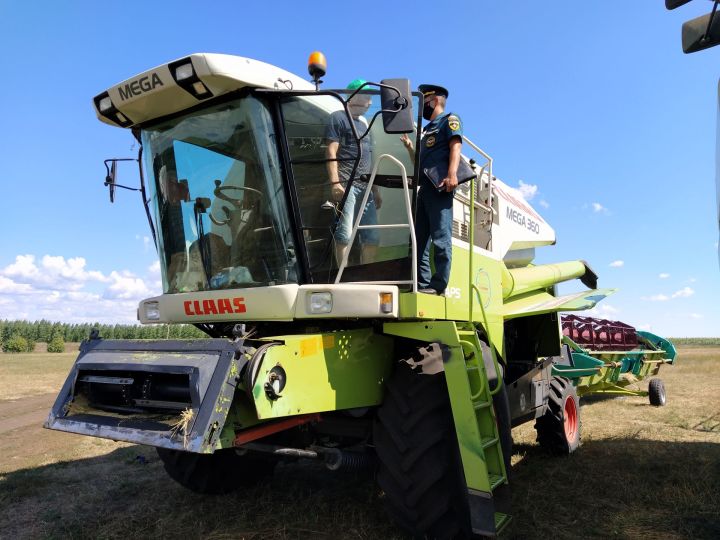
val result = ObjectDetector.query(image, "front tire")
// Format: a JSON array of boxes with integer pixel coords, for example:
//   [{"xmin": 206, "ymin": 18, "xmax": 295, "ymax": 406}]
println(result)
[
  {"xmin": 156, "ymin": 447, "xmax": 276, "ymax": 494},
  {"xmin": 535, "ymin": 376, "xmax": 581, "ymax": 454},
  {"xmin": 373, "ymin": 355, "xmax": 472, "ymax": 539}
]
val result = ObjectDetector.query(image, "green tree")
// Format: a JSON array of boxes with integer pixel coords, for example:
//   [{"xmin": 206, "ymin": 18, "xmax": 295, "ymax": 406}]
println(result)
[
  {"xmin": 3, "ymin": 334, "xmax": 29, "ymax": 353},
  {"xmin": 47, "ymin": 333, "xmax": 66, "ymax": 353}
]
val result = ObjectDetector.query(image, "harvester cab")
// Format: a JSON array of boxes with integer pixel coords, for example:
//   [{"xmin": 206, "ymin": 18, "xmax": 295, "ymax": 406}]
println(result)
[{"xmin": 46, "ymin": 52, "xmax": 677, "ymax": 538}]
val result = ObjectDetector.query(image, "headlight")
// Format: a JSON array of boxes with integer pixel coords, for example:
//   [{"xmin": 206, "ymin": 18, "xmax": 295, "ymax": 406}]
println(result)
[
  {"xmin": 174, "ymin": 63, "xmax": 194, "ymax": 81},
  {"xmin": 308, "ymin": 292, "xmax": 332, "ymax": 314},
  {"xmin": 144, "ymin": 301, "xmax": 160, "ymax": 321},
  {"xmin": 98, "ymin": 96, "xmax": 113, "ymax": 112}
]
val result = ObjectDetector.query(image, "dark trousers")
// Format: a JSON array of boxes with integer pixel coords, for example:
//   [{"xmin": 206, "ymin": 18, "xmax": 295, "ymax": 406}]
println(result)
[{"xmin": 416, "ymin": 181, "xmax": 453, "ymax": 293}]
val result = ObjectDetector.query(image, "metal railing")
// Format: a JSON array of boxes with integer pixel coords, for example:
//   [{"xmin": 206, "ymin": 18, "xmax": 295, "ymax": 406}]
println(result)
[
  {"xmin": 458, "ymin": 136, "xmax": 496, "ymax": 234},
  {"xmin": 334, "ymin": 154, "xmax": 417, "ymax": 291}
]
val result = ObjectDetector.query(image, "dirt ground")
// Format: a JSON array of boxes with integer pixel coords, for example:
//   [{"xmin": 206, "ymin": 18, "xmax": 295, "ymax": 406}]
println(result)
[{"xmin": 0, "ymin": 347, "xmax": 718, "ymax": 539}]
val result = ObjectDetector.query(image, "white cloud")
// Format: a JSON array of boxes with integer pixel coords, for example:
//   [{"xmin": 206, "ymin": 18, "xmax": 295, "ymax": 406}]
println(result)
[
  {"xmin": 658, "ymin": 273, "xmax": 670, "ymax": 279},
  {"xmin": 689, "ymin": 313, "xmax": 703, "ymax": 319},
  {"xmin": 104, "ymin": 271, "xmax": 153, "ymax": 300},
  {"xmin": 637, "ymin": 323, "xmax": 652, "ymax": 331},
  {"xmin": 0, "ymin": 275, "xmax": 33, "ymax": 293},
  {"xmin": 539, "ymin": 199, "xmax": 549, "ymax": 208},
  {"xmin": 149, "ymin": 261, "xmax": 161, "ymax": 274},
  {"xmin": 517, "ymin": 180, "xmax": 538, "ymax": 201},
  {"xmin": 586, "ymin": 303, "xmax": 619, "ymax": 318},
  {"xmin": 591, "ymin": 202, "xmax": 607, "ymax": 213},
  {"xmin": 1, "ymin": 254, "xmax": 108, "ymax": 291},
  {"xmin": 643, "ymin": 294, "xmax": 669, "ymax": 302},
  {"xmin": 609, "ymin": 260, "xmax": 624, "ymax": 268},
  {"xmin": 0, "ymin": 253, "xmax": 162, "ymax": 324},
  {"xmin": 671, "ymin": 287, "xmax": 694, "ymax": 299}
]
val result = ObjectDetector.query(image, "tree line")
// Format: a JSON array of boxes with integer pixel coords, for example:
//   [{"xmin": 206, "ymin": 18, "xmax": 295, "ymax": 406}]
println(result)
[{"xmin": 0, "ymin": 319, "xmax": 205, "ymax": 350}]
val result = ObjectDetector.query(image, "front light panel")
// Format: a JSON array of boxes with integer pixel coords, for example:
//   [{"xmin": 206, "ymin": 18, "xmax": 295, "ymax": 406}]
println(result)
[
  {"xmin": 309, "ymin": 292, "xmax": 332, "ymax": 314},
  {"xmin": 98, "ymin": 96, "xmax": 113, "ymax": 112},
  {"xmin": 144, "ymin": 301, "xmax": 160, "ymax": 321},
  {"xmin": 174, "ymin": 63, "xmax": 194, "ymax": 81}
]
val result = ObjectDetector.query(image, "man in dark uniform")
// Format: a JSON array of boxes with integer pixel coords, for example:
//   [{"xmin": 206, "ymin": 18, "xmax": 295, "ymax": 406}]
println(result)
[{"xmin": 402, "ymin": 84, "xmax": 463, "ymax": 295}]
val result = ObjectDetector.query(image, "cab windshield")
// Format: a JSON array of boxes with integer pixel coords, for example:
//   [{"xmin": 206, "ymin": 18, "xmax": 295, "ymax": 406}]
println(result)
[{"xmin": 141, "ymin": 95, "xmax": 298, "ymax": 293}]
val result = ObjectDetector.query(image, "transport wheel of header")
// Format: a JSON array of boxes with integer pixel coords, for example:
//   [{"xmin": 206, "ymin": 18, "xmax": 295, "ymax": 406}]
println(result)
[
  {"xmin": 535, "ymin": 377, "xmax": 581, "ymax": 455},
  {"xmin": 156, "ymin": 447, "xmax": 277, "ymax": 494},
  {"xmin": 648, "ymin": 378, "xmax": 667, "ymax": 407},
  {"xmin": 373, "ymin": 347, "xmax": 512, "ymax": 539}
]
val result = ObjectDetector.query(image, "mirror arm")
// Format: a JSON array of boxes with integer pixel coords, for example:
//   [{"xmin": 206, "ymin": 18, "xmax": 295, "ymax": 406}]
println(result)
[{"xmin": 703, "ymin": 1, "xmax": 720, "ymax": 42}]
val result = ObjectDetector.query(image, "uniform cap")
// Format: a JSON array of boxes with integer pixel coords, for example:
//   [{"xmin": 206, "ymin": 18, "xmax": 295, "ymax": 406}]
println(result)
[{"xmin": 418, "ymin": 84, "xmax": 449, "ymax": 98}]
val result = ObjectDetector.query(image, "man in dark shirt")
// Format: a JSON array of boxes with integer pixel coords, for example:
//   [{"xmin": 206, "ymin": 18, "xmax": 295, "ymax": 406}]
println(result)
[
  {"xmin": 326, "ymin": 79, "xmax": 382, "ymax": 265},
  {"xmin": 402, "ymin": 84, "xmax": 463, "ymax": 295}
]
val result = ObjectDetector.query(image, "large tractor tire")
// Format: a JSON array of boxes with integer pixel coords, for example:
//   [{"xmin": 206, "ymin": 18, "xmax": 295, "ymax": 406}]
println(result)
[
  {"xmin": 156, "ymin": 447, "xmax": 276, "ymax": 494},
  {"xmin": 373, "ymin": 357, "xmax": 472, "ymax": 539},
  {"xmin": 648, "ymin": 378, "xmax": 667, "ymax": 406},
  {"xmin": 535, "ymin": 376, "xmax": 581, "ymax": 455}
]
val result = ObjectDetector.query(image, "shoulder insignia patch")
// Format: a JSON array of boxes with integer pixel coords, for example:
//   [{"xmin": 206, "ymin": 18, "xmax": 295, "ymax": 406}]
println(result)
[
  {"xmin": 448, "ymin": 115, "xmax": 461, "ymax": 131},
  {"xmin": 425, "ymin": 135, "xmax": 436, "ymax": 148}
]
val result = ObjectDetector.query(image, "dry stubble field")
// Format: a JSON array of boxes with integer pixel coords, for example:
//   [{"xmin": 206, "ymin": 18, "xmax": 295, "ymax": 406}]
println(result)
[{"xmin": 0, "ymin": 347, "xmax": 719, "ymax": 539}]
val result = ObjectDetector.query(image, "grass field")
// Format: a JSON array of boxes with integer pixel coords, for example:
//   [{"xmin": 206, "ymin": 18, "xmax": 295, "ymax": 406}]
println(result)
[{"xmin": 0, "ymin": 347, "xmax": 718, "ymax": 539}]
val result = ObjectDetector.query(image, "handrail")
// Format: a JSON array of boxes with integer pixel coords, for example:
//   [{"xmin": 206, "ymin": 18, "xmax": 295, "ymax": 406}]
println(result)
[
  {"xmin": 457, "ymin": 338, "xmax": 486, "ymax": 400},
  {"xmin": 470, "ymin": 285, "xmax": 504, "ymax": 396},
  {"xmin": 334, "ymin": 154, "xmax": 417, "ymax": 290},
  {"xmin": 462, "ymin": 135, "xmax": 494, "ymax": 226}
]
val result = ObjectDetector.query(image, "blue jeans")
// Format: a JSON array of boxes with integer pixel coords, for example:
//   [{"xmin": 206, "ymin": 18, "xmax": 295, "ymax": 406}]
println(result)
[
  {"xmin": 336, "ymin": 183, "xmax": 379, "ymax": 246},
  {"xmin": 416, "ymin": 181, "xmax": 453, "ymax": 293}
]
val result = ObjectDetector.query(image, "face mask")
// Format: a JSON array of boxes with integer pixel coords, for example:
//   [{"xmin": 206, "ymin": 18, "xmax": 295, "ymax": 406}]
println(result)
[{"xmin": 423, "ymin": 100, "xmax": 435, "ymax": 121}]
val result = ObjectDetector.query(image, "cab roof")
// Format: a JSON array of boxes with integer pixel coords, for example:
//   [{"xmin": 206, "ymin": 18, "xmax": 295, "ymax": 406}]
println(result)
[{"xmin": 93, "ymin": 53, "xmax": 314, "ymax": 128}]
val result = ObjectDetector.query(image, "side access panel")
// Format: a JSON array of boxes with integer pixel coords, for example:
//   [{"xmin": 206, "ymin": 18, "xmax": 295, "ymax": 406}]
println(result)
[{"xmin": 45, "ymin": 338, "xmax": 245, "ymax": 453}]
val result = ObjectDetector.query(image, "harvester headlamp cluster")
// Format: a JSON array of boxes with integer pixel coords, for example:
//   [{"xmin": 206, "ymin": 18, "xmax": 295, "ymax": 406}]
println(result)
[
  {"xmin": 309, "ymin": 292, "xmax": 333, "ymax": 314},
  {"xmin": 93, "ymin": 91, "xmax": 133, "ymax": 127},
  {"xmin": 143, "ymin": 301, "xmax": 160, "ymax": 321},
  {"xmin": 168, "ymin": 57, "xmax": 213, "ymax": 100}
]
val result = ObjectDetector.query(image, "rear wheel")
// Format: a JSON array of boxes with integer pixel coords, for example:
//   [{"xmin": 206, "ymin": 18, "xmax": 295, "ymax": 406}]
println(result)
[
  {"xmin": 373, "ymin": 354, "xmax": 472, "ymax": 539},
  {"xmin": 535, "ymin": 376, "xmax": 581, "ymax": 454},
  {"xmin": 156, "ymin": 447, "xmax": 276, "ymax": 494},
  {"xmin": 648, "ymin": 378, "xmax": 666, "ymax": 406}
]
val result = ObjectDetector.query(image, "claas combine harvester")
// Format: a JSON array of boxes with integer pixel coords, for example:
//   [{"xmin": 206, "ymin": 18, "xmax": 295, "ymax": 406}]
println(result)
[{"xmin": 45, "ymin": 52, "xmax": 676, "ymax": 538}]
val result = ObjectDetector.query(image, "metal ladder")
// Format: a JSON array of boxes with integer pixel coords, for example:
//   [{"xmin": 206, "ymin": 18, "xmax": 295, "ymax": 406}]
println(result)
[
  {"xmin": 445, "ymin": 322, "xmax": 512, "ymax": 536},
  {"xmin": 333, "ymin": 153, "xmax": 417, "ymax": 291}
]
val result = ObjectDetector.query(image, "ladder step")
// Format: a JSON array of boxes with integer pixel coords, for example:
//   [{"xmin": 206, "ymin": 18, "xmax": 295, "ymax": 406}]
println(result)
[
  {"xmin": 473, "ymin": 400, "xmax": 492, "ymax": 410},
  {"xmin": 457, "ymin": 330, "xmax": 476, "ymax": 335},
  {"xmin": 481, "ymin": 436, "xmax": 499, "ymax": 449},
  {"xmin": 489, "ymin": 474, "xmax": 506, "ymax": 491},
  {"xmin": 494, "ymin": 512, "xmax": 512, "ymax": 534}
]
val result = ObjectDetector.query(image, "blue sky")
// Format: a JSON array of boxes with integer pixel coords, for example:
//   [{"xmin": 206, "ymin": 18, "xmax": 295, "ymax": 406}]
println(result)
[{"xmin": 0, "ymin": 1, "xmax": 718, "ymax": 336}]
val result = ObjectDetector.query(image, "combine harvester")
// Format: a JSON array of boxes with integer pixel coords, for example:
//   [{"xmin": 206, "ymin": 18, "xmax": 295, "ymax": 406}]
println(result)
[{"xmin": 46, "ymin": 52, "xmax": 675, "ymax": 538}]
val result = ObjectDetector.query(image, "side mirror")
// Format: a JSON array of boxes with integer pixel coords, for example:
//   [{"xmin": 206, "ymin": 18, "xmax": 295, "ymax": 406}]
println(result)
[
  {"xmin": 682, "ymin": 11, "xmax": 720, "ymax": 53},
  {"xmin": 103, "ymin": 158, "xmax": 140, "ymax": 203},
  {"xmin": 380, "ymin": 78, "xmax": 414, "ymax": 134},
  {"xmin": 106, "ymin": 160, "xmax": 117, "ymax": 203}
]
